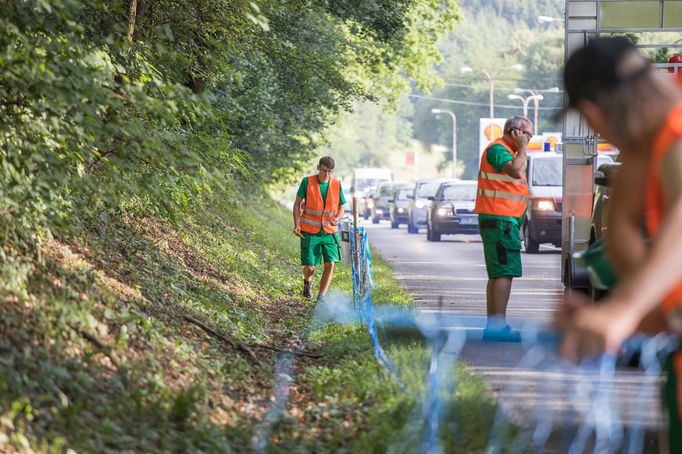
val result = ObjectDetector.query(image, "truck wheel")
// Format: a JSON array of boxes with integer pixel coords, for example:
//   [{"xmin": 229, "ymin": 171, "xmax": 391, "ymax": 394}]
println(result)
[
  {"xmin": 432, "ymin": 227, "xmax": 441, "ymax": 242},
  {"xmin": 372, "ymin": 216, "xmax": 379, "ymax": 224},
  {"xmin": 523, "ymin": 222, "xmax": 539, "ymax": 253},
  {"xmin": 391, "ymin": 219, "xmax": 398, "ymax": 229}
]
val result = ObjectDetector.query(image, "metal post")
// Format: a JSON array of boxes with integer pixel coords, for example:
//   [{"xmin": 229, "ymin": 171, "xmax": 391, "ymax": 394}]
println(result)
[
  {"xmin": 532, "ymin": 93, "xmax": 540, "ymax": 136},
  {"xmin": 488, "ymin": 78, "xmax": 494, "ymax": 118},
  {"xmin": 431, "ymin": 109, "xmax": 457, "ymax": 178},
  {"xmin": 451, "ymin": 113, "xmax": 457, "ymax": 178},
  {"xmin": 352, "ymin": 195, "xmax": 360, "ymax": 274}
]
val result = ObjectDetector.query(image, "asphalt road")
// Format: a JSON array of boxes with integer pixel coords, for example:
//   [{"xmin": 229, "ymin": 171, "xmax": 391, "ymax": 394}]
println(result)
[{"xmin": 363, "ymin": 219, "xmax": 665, "ymax": 449}]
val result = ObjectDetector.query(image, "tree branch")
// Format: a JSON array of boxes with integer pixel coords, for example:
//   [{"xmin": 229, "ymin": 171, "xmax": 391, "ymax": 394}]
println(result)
[
  {"xmin": 183, "ymin": 314, "xmax": 259, "ymax": 363},
  {"xmin": 127, "ymin": 0, "xmax": 138, "ymax": 44}
]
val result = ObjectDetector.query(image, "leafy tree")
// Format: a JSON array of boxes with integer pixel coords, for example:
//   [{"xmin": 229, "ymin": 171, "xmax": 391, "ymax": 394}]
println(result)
[{"xmin": 0, "ymin": 0, "xmax": 460, "ymax": 252}]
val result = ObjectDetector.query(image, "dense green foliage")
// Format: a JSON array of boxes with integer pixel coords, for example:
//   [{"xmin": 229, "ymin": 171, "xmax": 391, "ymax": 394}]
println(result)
[{"xmin": 0, "ymin": 0, "xmax": 458, "ymax": 253}]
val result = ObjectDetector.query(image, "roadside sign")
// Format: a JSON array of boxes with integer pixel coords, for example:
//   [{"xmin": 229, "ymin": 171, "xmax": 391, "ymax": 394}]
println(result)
[{"xmin": 479, "ymin": 118, "xmax": 505, "ymax": 160}]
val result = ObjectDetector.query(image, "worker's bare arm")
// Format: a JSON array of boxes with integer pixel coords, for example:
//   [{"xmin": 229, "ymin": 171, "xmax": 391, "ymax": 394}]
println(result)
[
  {"xmin": 501, "ymin": 130, "xmax": 528, "ymax": 180},
  {"xmin": 293, "ymin": 196, "xmax": 303, "ymax": 232}
]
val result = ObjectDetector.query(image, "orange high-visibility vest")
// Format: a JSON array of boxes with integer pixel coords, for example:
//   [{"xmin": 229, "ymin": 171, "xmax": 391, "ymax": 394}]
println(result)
[
  {"xmin": 474, "ymin": 138, "xmax": 530, "ymax": 218},
  {"xmin": 300, "ymin": 175, "xmax": 340, "ymax": 234},
  {"xmin": 644, "ymin": 102, "xmax": 682, "ymax": 313}
]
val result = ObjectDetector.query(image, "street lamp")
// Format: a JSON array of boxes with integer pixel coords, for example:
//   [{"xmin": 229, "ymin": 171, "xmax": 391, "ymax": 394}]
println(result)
[
  {"xmin": 460, "ymin": 64, "xmax": 524, "ymax": 118},
  {"xmin": 507, "ymin": 93, "xmax": 543, "ymax": 119},
  {"xmin": 514, "ymin": 87, "xmax": 561, "ymax": 135},
  {"xmin": 431, "ymin": 108, "xmax": 457, "ymax": 179}
]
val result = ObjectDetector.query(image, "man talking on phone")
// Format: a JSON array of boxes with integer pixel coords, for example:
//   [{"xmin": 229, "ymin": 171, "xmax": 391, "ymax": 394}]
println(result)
[{"xmin": 475, "ymin": 116, "xmax": 532, "ymax": 341}]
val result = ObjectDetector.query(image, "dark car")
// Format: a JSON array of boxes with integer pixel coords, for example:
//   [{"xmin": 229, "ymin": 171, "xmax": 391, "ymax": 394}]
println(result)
[
  {"xmin": 371, "ymin": 182, "xmax": 411, "ymax": 224},
  {"xmin": 591, "ymin": 162, "xmax": 620, "ymax": 246},
  {"xmin": 426, "ymin": 180, "xmax": 477, "ymax": 241},
  {"xmin": 389, "ymin": 187, "xmax": 414, "ymax": 228},
  {"xmin": 523, "ymin": 152, "xmax": 612, "ymax": 253},
  {"xmin": 587, "ymin": 161, "xmax": 621, "ymax": 301}
]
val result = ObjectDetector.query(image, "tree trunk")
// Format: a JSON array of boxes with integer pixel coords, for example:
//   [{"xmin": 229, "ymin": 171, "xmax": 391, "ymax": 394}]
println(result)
[{"xmin": 127, "ymin": 0, "xmax": 138, "ymax": 43}]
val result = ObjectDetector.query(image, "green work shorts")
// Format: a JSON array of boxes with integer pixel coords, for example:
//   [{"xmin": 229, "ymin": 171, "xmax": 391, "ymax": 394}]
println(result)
[
  {"xmin": 300, "ymin": 232, "xmax": 342, "ymax": 266},
  {"xmin": 479, "ymin": 218, "xmax": 522, "ymax": 279}
]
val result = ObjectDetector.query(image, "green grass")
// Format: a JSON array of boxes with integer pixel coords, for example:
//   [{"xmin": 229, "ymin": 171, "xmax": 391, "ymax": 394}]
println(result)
[{"xmin": 0, "ymin": 187, "xmax": 505, "ymax": 452}]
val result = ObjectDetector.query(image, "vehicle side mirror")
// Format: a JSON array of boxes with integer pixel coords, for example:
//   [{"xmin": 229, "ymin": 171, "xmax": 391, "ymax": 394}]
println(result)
[
  {"xmin": 427, "ymin": 196, "xmax": 435, "ymax": 201},
  {"xmin": 594, "ymin": 171, "xmax": 608, "ymax": 186}
]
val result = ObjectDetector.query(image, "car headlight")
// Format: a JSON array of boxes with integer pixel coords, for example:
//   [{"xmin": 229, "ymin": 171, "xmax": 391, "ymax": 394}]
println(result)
[
  {"xmin": 534, "ymin": 199, "xmax": 555, "ymax": 211},
  {"xmin": 436, "ymin": 207, "xmax": 448, "ymax": 217},
  {"xmin": 397, "ymin": 207, "xmax": 405, "ymax": 213},
  {"xmin": 415, "ymin": 200, "xmax": 425, "ymax": 209},
  {"xmin": 375, "ymin": 209, "xmax": 383, "ymax": 214}
]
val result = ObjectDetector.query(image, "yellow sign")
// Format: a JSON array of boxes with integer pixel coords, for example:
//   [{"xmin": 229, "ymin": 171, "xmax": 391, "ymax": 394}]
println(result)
[{"xmin": 484, "ymin": 124, "xmax": 503, "ymax": 141}]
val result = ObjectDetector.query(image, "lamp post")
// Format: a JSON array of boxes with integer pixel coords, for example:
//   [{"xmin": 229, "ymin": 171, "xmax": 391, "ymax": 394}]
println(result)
[
  {"xmin": 460, "ymin": 64, "xmax": 523, "ymax": 118},
  {"xmin": 431, "ymin": 108, "xmax": 457, "ymax": 179},
  {"xmin": 507, "ymin": 93, "xmax": 543, "ymax": 120},
  {"xmin": 514, "ymin": 87, "xmax": 561, "ymax": 135}
]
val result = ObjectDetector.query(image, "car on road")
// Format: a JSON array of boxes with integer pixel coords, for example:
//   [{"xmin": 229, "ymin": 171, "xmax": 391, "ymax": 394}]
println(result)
[
  {"xmin": 522, "ymin": 152, "xmax": 612, "ymax": 253},
  {"xmin": 587, "ymin": 161, "xmax": 621, "ymax": 302},
  {"xmin": 361, "ymin": 188, "xmax": 376, "ymax": 220},
  {"xmin": 407, "ymin": 178, "xmax": 452, "ymax": 234},
  {"xmin": 426, "ymin": 180, "xmax": 477, "ymax": 241},
  {"xmin": 371, "ymin": 182, "xmax": 411, "ymax": 224},
  {"xmin": 389, "ymin": 186, "xmax": 414, "ymax": 229},
  {"xmin": 590, "ymin": 161, "xmax": 620, "ymax": 246}
]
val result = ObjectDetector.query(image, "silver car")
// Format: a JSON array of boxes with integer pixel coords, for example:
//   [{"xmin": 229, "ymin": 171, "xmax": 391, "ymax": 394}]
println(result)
[{"xmin": 406, "ymin": 178, "xmax": 452, "ymax": 234}]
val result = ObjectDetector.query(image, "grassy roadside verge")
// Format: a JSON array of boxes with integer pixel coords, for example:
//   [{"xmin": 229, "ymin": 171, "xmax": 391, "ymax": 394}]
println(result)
[{"xmin": 0, "ymin": 188, "xmax": 502, "ymax": 452}]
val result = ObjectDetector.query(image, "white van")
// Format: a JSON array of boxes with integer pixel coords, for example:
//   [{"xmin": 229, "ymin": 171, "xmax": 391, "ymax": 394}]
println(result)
[{"xmin": 350, "ymin": 168, "xmax": 392, "ymax": 196}]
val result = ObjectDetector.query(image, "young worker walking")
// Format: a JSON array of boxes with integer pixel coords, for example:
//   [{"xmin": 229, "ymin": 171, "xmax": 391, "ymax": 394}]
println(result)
[
  {"xmin": 475, "ymin": 116, "xmax": 532, "ymax": 341},
  {"xmin": 292, "ymin": 156, "xmax": 346, "ymax": 301}
]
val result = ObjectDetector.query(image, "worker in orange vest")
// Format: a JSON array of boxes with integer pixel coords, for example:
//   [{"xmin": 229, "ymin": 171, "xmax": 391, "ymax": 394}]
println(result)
[
  {"xmin": 292, "ymin": 156, "xmax": 346, "ymax": 302},
  {"xmin": 557, "ymin": 37, "xmax": 682, "ymax": 451},
  {"xmin": 475, "ymin": 116, "xmax": 532, "ymax": 341}
]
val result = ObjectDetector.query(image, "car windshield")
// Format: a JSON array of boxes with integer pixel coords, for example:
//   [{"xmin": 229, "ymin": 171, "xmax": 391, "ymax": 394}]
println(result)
[
  {"xmin": 417, "ymin": 181, "xmax": 443, "ymax": 198},
  {"xmin": 396, "ymin": 189, "xmax": 411, "ymax": 200},
  {"xmin": 379, "ymin": 185, "xmax": 396, "ymax": 197},
  {"xmin": 356, "ymin": 178, "xmax": 388, "ymax": 193},
  {"xmin": 532, "ymin": 158, "xmax": 562, "ymax": 186},
  {"xmin": 442, "ymin": 185, "xmax": 476, "ymax": 201},
  {"xmin": 531, "ymin": 155, "xmax": 612, "ymax": 187}
]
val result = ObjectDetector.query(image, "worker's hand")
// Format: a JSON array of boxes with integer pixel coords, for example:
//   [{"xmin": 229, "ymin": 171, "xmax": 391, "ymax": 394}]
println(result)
[
  {"xmin": 293, "ymin": 225, "xmax": 302, "ymax": 236},
  {"xmin": 511, "ymin": 128, "xmax": 530, "ymax": 149},
  {"xmin": 330, "ymin": 217, "xmax": 339, "ymax": 226},
  {"xmin": 555, "ymin": 291, "xmax": 640, "ymax": 362}
]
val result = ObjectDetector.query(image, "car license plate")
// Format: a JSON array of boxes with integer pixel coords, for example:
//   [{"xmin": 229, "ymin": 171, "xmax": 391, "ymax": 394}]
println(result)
[{"xmin": 460, "ymin": 217, "xmax": 476, "ymax": 225}]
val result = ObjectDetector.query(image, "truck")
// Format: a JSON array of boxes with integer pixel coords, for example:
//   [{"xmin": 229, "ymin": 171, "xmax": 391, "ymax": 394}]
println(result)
[
  {"xmin": 350, "ymin": 168, "xmax": 392, "ymax": 196},
  {"xmin": 561, "ymin": 0, "xmax": 682, "ymax": 294}
]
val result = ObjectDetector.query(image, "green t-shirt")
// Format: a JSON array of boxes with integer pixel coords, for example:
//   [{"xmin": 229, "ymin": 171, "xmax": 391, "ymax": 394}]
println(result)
[
  {"xmin": 297, "ymin": 176, "xmax": 346, "ymax": 236},
  {"xmin": 478, "ymin": 143, "xmax": 524, "ymax": 225}
]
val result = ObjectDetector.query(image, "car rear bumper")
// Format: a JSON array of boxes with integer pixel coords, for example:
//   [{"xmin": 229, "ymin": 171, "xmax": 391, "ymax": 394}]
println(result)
[
  {"xmin": 433, "ymin": 217, "xmax": 479, "ymax": 234},
  {"xmin": 529, "ymin": 214, "xmax": 562, "ymax": 244}
]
